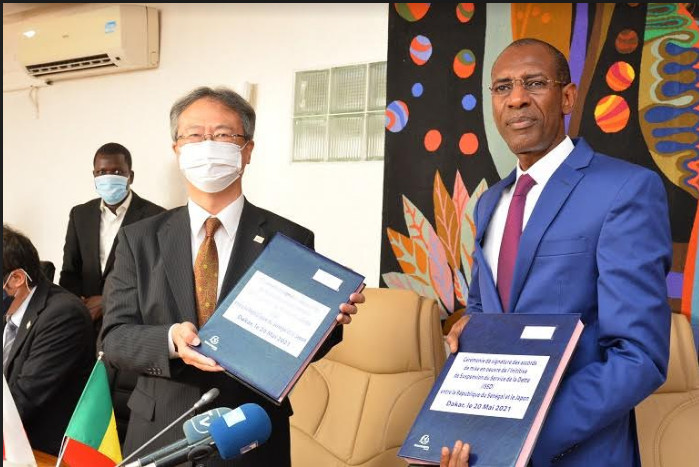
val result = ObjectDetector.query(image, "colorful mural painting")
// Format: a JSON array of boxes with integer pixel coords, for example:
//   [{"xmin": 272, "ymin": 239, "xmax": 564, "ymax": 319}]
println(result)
[{"xmin": 380, "ymin": 3, "xmax": 699, "ymax": 347}]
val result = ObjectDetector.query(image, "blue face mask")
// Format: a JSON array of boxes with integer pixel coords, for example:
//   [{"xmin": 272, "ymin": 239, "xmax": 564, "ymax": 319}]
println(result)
[{"xmin": 95, "ymin": 174, "xmax": 129, "ymax": 205}]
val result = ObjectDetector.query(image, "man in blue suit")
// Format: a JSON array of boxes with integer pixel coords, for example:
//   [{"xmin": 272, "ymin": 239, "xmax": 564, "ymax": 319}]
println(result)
[{"xmin": 442, "ymin": 38, "xmax": 672, "ymax": 467}]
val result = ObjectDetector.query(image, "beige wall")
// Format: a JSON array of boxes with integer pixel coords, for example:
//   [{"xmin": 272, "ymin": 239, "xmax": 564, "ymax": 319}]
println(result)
[{"xmin": 2, "ymin": 3, "xmax": 387, "ymax": 286}]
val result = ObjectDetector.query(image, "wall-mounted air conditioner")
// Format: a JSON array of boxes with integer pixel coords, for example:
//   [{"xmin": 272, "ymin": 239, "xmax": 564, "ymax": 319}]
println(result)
[{"xmin": 17, "ymin": 5, "xmax": 159, "ymax": 81}]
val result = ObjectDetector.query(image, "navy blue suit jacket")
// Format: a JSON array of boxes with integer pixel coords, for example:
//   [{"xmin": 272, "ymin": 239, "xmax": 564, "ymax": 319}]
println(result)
[{"xmin": 467, "ymin": 138, "xmax": 672, "ymax": 466}]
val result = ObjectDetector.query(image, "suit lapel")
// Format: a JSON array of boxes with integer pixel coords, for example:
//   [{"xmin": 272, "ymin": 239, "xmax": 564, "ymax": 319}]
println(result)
[
  {"xmin": 220, "ymin": 199, "xmax": 267, "ymax": 300},
  {"xmin": 103, "ymin": 192, "xmax": 143, "ymax": 277},
  {"xmin": 159, "ymin": 208, "xmax": 197, "ymax": 323},
  {"xmin": 6, "ymin": 280, "xmax": 49, "ymax": 370},
  {"xmin": 474, "ymin": 172, "xmax": 516, "ymax": 314},
  {"xmin": 84, "ymin": 202, "xmax": 102, "ymax": 276},
  {"xmin": 509, "ymin": 143, "xmax": 591, "ymax": 311},
  {"xmin": 473, "ymin": 246, "xmax": 503, "ymax": 314}
]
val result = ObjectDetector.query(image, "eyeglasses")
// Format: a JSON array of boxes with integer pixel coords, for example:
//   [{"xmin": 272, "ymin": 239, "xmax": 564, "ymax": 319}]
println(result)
[
  {"xmin": 488, "ymin": 78, "xmax": 567, "ymax": 96},
  {"xmin": 176, "ymin": 132, "xmax": 248, "ymax": 145}
]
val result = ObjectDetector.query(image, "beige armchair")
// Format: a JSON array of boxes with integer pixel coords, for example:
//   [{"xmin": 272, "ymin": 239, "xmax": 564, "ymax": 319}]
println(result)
[
  {"xmin": 636, "ymin": 312, "xmax": 699, "ymax": 466},
  {"xmin": 290, "ymin": 288, "xmax": 447, "ymax": 467}
]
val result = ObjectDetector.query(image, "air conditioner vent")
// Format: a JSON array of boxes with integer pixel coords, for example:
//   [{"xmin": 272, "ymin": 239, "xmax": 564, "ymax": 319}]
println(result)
[{"xmin": 25, "ymin": 54, "xmax": 115, "ymax": 77}]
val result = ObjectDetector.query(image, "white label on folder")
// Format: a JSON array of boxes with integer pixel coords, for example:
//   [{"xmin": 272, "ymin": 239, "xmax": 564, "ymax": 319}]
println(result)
[
  {"xmin": 520, "ymin": 326, "xmax": 556, "ymax": 340},
  {"xmin": 312, "ymin": 269, "xmax": 342, "ymax": 291},
  {"xmin": 222, "ymin": 271, "xmax": 330, "ymax": 358},
  {"xmin": 430, "ymin": 352, "xmax": 549, "ymax": 419}
]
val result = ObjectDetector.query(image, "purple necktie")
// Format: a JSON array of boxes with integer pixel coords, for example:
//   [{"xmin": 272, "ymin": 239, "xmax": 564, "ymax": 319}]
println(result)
[{"xmin": 497, "ymin": 174, "xmax": 537, "ymax": 311}]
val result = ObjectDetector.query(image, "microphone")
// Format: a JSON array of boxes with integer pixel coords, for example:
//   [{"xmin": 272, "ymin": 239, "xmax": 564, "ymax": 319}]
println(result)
[
  {"xmin": 117, "ymin": 388, "xmax": 220, "ymax": 466},
  {"xmin": 138, "ymin": 403, "xmax": 272, "ymax": 467},
  {"xmin": 193, "ymin": 388, "xmax": 220, "ymax": 410},
  {"xmin": 124, "ymin": 407, "xmax": 232, "ymax": 467},
  {"xmin": 183, "ymin": 407, "xmax": 231, "ymax": 441}
]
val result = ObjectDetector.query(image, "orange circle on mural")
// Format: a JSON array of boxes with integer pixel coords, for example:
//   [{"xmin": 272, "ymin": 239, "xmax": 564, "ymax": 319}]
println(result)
[
  {"xmin": 394, "ymin": 3, "xmax": 430, "ymax": 22},
  {"xmin": 459, "ymin": 133, "xmax": 479, "ymax": 155},
  {"xmin": 453, "ymin": 49, "xmax": 476, "ymax": 79},
  {"xmin": 615, "ymin": 29, "xmax": 639, "ymax": 54},
  {"xmin": 594, "ymin": 95, "xmax": 630, "ymax": 133},
  {"xmin": 606, "ymin": 61, "xmax": 635, "ymax": 91},
  {"xmin": 456, "ymin": 3, "xmax": 474, "ymax": 23},
  {"xmin": 424, "ymin": 129, "xmax": 442, "ymax": 152}
]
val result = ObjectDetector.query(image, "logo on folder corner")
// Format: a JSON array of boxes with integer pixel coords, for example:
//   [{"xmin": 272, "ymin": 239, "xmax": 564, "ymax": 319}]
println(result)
[
  {"xmin": 204, "ymin": 335, "xmax": 220, "ymax": 351},
  {"xmin": 414, "ymin": 434, "xmax": 430, "ymax": 451}
]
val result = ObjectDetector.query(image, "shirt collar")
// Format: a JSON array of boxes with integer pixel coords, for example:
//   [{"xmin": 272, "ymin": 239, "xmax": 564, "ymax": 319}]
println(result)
[
  {"xmin": 187, "ymin": 195, "xmax": 245, "ymax": 240},
  {"xmin": 516, "ymin": 136, "xmax": 574, "ymax": 185},
  {"xmin": 100, "ymin": 190, "xmax": 133, "ymax": 216},
  {"xmin": 8, "ymin": 285, "xmax": 37, "ymax": 328}
]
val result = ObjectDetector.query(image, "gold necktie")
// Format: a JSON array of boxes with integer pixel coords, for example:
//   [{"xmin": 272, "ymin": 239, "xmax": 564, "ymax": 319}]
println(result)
[{"xmin": 195, "ymin": 217, "xmax": 222, "ymax": 326}]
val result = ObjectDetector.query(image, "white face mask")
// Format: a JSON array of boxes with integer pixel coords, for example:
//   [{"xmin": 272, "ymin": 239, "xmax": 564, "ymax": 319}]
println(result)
[{"xmin": 178, "ymin": 140, "xmax": 246, "ymax": 193}]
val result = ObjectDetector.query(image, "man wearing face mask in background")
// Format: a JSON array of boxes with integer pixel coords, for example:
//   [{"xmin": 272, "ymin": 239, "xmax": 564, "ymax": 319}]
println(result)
[
  {"xmin": 3, "ymin": 224, "xmax": 94, "ymax": 456},
  {"xmin": 59, "ymin": 142, "xmax": 165, "ymax": 444},
  {"xmin": 60, "ymin": 142, "xmax": 165, "ymax": 325},
  {"xmin": 101, "ymin": 86, "xmax": 365, "ymax": 466}
]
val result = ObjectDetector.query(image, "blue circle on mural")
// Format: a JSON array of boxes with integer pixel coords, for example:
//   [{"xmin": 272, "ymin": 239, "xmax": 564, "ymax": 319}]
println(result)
[
  {"xmin": 462, "ymin": 93, "xmax": 476, "ymax": 111},
  {"xmin": 412, "ymin": 83, "xmax": 424, "ymax": 97},
  {"xmin": 385, "ymin": 100, "xmax": 409, "ymax": 132}
]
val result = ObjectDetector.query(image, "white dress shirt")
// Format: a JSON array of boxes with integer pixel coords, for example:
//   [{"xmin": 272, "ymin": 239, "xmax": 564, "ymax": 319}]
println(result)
[
  {"xmin": 99, "ymin": 191, "xmax": 133, "ymax": 273},
  {"xmin": 483, "ymin": 137, "xmax": 574, "ymax": 284}
]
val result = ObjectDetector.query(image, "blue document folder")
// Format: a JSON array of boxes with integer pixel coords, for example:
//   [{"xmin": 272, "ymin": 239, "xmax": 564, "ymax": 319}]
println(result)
[
  {"xmin": 399, "ymin": 313, "xmax": 583, "ymax": 466},
  {"xmin": 193, "ymin": 233, "xmax": 365, "ymax": 405}
]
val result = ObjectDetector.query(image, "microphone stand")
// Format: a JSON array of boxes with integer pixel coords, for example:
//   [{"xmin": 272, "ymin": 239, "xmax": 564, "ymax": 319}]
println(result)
[
  {"xmin": 116, "ymin": 388, "xmax": 219, "ymax": 467},
  {"xmin": 190, "ymin": 444, "xmax": 216, "ymax": 467}
]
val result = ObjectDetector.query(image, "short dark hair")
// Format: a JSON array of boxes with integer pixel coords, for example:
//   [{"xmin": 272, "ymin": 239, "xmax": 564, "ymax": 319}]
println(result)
[
  {"xmin": 506, "ymin": 38, "xmax": 571, "ymax": 84},
  {"xmin": 169, "ymin": 86, "xmax": 256, "ymax": 142},
  {"xmin": 2, "ymin": 224, "xmax": 41, "ymax": 287},
  {"xmin": 93, "ymin": 142, "xmax": 132, "ymax": 169}
]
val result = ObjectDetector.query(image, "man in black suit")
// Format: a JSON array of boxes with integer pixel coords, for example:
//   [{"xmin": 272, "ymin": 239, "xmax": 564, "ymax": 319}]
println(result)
[
  {"xmin": 3, "ymin": 224, "xmax": 95, "ymax": 456},
  {"xmin": 59, "ymin": 142, "xmax": 165, "ymax": 444},
  {"xmin": 101, "ymin": 86, "xmax": 364, "ymax": 466},
  {"xmin": 60, "ymin": 142, "xmax": 165, "ymax": 323}
]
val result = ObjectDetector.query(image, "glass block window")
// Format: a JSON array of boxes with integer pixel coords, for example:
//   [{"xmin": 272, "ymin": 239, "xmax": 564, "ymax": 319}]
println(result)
[{"xmin": 293, "ymin": 61, "xmax": 386, "ymax": 162}]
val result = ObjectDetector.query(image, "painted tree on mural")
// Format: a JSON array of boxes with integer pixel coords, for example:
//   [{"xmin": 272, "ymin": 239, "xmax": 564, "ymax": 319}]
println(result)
[{"xmin": 383, "ymin": 172, "xmax": 487, "ymax": 318}]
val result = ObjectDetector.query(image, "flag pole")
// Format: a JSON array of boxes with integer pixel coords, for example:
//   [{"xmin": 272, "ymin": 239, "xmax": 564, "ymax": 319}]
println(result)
[{"xmin": 55, "ymin": 437, "xmax": 67, "ymax": 467}]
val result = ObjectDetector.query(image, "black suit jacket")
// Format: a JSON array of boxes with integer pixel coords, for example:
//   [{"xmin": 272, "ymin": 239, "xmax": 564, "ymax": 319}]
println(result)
[
  {"xmin": 59, "ymin": 191, "xmax": 165, "ymax": 444},
  {"xmin": 101, "ymin": 199, "xmax": 342, "ymax": 466},
  {"xmin": 59, "ymin": 191, "xmax": 166, "ymax": 297},
  {"xmin": 4, "ymin": 279, "xmax": 95, "ymax": 456}
]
